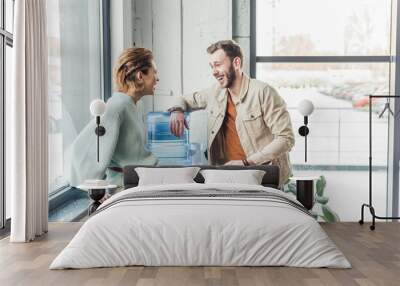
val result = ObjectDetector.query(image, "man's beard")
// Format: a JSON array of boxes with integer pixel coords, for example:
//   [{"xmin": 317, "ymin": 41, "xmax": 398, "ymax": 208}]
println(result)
[{"xmin": 225, "ymin": 65, "xmax": 236, "ymax": 88}]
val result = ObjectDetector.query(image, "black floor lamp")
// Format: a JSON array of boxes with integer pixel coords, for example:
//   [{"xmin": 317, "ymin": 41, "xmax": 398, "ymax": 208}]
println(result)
[{"xmin": 359, "ymin": 95, "xmax": 400, "ymax": 230}]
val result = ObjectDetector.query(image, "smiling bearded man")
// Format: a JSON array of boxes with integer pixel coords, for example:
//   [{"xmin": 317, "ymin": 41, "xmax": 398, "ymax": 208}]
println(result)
[{"xmin": 168, "ymin": 40, "xmax": 294, "ymax": 187}]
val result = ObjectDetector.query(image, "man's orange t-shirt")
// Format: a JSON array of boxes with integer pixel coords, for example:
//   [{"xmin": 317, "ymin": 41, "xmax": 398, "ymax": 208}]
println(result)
[{"xmin": 220, "ymin": 94, "xmax": 247, "ymax": 161}]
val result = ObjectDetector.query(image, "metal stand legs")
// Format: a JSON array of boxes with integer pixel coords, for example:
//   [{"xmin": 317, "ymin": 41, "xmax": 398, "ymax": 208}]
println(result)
[
  {"xmin": 359, "ymin": 204, "xmax": 376, "ymax": 231},
  {"xmin": 359, "ymin": 95, "xmax": 400, "ymax": 230}
]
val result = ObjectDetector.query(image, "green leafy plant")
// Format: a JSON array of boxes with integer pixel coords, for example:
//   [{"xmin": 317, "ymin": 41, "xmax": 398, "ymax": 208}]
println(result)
[{"xmin": 283, "ymin": 175, "xmax": 340, "ymax": 222}]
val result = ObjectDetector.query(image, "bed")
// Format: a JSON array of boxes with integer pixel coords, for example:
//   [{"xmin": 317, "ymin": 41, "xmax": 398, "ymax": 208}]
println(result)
[{"xmin": 50, "ymin": 165, "xmax": 350, "ymax": 269}]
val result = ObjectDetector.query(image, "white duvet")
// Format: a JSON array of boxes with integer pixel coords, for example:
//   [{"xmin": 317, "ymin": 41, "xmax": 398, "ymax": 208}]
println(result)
[{"xmin": 50, "ymin": 183, "xmax": 351, "ymax": 269}]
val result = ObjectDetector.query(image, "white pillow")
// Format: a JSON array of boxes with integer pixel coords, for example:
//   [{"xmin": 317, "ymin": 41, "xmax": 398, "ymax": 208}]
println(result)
[
  {"xmin": 135, "ymin": 167, "xmax": 201, "ymax": 186},
  {"xmin": 200, "ymin": 169, "xmax": 266, "ymax": 185}
]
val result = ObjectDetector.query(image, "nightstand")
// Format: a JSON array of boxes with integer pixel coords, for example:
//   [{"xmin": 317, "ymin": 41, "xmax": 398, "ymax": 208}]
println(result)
[
  {"xmin": 78, "ymin": 183, "xmax": 117, "ymax": 215},
  {"xmin": 290, "ymin": 176, "xmax": 319, "ymax": 210}
]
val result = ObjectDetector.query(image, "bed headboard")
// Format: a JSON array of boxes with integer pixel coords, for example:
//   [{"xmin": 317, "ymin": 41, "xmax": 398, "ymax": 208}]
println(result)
[{"xmin": 123, "ymin": 165, "xmax": 280, "ymax": 189}]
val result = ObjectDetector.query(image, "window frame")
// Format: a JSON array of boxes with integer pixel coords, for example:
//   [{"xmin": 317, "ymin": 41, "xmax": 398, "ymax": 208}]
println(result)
[
  {"xmin": 101, "ymin": 0, "xmax": 111, "ymax": 101},
  {"xmin": 1, "ymin": 0, "xmax": 14, "ymax": 230}
]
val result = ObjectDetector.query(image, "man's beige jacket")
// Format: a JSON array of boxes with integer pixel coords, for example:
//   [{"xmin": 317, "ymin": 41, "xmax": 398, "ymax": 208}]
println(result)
[{"xmin": 170, "ymin": 74, "xmax": 295, "ymax": 186}]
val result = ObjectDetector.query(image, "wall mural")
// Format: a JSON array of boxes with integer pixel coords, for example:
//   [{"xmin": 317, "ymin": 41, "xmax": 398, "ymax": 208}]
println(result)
[
  {"xmin": 48, "ymin": 0, "xmax": 390, "ymax": 222},
  {"xmin": 65, "ymin": 42, "xmax": 317, "ymax": 220}
]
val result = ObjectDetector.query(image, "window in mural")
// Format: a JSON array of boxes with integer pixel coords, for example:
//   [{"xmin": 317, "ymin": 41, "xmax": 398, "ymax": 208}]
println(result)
[
  {"xmin": 47, "ymin": 0, "xmax": 102, "ymax": 194},
  {"xmin": 257, "ymin": 0, "xmax": 391, "ymax": 57},
  {"xmin": 47, "ymin": 0, "xmax": 103, "ymax": 221},
  {"xmin": 256, "ymin": 0, "xmax": 392, "ymax": 221}
]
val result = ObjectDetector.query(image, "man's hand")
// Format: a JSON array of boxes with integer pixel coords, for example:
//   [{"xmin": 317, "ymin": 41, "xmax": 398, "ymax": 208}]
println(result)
[
  {"xmin": 224, "ymin": 159, "xmax": 256, "ymax": 166},
  {"xmin": 224, "ymin": 160, "xmax": 244, "ymax": 166},
  {"xmin": 169, "ymin": 111, "xmax": 189, "ymax": 137}
]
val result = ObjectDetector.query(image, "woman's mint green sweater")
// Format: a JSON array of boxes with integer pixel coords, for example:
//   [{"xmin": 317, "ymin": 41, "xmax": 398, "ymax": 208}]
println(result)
[{"xmin": 69, "ymin": 92, "xmax": 158, "ymax": 187}]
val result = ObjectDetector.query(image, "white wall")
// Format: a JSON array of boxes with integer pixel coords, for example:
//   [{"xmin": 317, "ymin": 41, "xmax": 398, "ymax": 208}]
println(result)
[
  {"xmin": 151, "ymin": 0, "xmax": 182, "ymax": 111},
  {"xmin": 182, "ymin": 0, "xmax": 231, "ymax": 147},
  {"xmin": 233, "ymin": 0, "xmax": 250, "ymax": 75},
  {"xmin": 134, "ymin": 0, "xmax": 232, "ymax": 148},
  {"xmin": 182, "ymin": 0, "xmax": 232, "ymax": 92},
  {"xmin": 110, "ymin": 0, "xmax": 135, "ymax": 67}
]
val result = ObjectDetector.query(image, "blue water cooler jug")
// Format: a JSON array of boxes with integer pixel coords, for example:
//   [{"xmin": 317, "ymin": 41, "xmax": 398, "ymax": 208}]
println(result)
[{"xmin": 147, "ymin": 112, "xmax": 191, "ymax": 165}]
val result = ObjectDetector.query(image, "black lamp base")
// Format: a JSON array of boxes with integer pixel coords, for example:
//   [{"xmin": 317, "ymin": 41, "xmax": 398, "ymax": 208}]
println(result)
[
  {"xmin": 296, "ymin": 180, "xmax": 314, "ymax": 210},
  {"xmin": 95, "ymin": 126, "xmax": 106, "ymax": 136},
  {"xmin": 88, "ymin": 188, "xmax": 106, "ymax": 215},
  {"xmin": 298, "ymin": 126, "xmax": 309, "ymax": 136}
]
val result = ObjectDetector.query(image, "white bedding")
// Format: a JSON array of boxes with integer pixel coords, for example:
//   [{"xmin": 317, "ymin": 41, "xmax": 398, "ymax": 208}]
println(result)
[{"xmin": 50, "ymin": 183, "xmax": 351, "ymax": 269}]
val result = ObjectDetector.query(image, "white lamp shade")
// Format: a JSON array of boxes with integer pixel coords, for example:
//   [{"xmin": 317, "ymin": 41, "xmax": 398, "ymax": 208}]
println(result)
[
  {"xmin": 90, "ymin": 99, "xmax": 106, "ymax": 116},
  {"xmin": 297, "ymin": 99, "xmax": 314, "ymax": 116}
]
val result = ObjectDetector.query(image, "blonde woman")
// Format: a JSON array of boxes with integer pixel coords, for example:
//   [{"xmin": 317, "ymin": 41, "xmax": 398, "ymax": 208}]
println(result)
[{"xmin": 69, "ymin": 48, "xmax": 159, "ymax": 187}]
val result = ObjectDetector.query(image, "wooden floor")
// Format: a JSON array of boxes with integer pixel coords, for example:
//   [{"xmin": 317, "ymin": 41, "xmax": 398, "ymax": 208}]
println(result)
[{"xmin": 0, "ymin": 222, "xmax": 399, "ymax": 286}]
